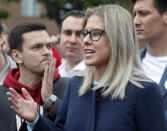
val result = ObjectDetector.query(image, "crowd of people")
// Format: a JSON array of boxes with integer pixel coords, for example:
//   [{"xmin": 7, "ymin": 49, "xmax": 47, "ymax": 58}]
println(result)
[{"xmin": 0, "ymin": 0, "xmax": 167, "ymax": 130}]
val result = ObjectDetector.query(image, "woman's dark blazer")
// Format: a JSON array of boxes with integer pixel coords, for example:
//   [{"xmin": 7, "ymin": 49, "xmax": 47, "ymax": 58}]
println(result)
[{"xmin": 32, "ymin": 76, "xmax": 166, "ymax": 131}]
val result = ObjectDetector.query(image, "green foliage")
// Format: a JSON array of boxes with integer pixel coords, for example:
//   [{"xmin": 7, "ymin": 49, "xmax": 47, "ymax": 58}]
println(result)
[
  {"xmin": 2, "ymin": 0, "xmax": 20, "ymax": 3},
  {"xmin": 40, "ymin": 0, "xmax": 133, "ymax": 24},
  {"xmin": 40, "ymin": 13, "xmax": 47, "ymax": 18},
  {"xmin": 82, "ymin": 0, "xmax": 133, "ymax": 11},
  {"xmin": 2, "ymin": 0, "xmax": 134, "ymax": 22},
  {"xmin": 0, "ymin": 9, "xmax": 10, "ymax": 19}
]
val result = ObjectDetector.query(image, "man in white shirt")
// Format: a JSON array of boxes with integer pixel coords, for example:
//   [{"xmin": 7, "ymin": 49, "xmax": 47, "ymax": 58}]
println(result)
[
  {"xmin": 58, "ymin": 10, "xmax": 85, "ymax": 77},
  {"xmin": 132, "ymin": 0, "xmax": 167, "ymax": 108},
  {"xmin": 59, "ymin": 60, "xmax": 85, "ymax": 78}
]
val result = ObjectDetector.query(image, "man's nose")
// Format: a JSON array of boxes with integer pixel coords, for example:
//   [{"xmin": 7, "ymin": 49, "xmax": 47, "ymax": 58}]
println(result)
[
  {"xmin": 133, "ymin": 15, "xmax": 142, "ymax": 26},
  {"xmin": 43, "ymin": 46, "xmax": 51, "ymax": 55},
  {"xmin": 69, "ymin": 33, "xmax": 79, "ymax": 43}
]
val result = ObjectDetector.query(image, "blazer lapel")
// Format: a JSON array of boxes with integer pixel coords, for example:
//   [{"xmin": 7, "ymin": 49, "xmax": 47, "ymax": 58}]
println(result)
[{"xmin": 159, "ymin": 66, "xmax": 167, "ymax": 98}]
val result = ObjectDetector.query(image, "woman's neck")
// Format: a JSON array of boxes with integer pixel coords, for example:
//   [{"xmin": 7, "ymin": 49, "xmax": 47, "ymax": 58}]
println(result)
[{"xmin": 93, "ymin": 65, "xmax": 107, "ymax": 82}]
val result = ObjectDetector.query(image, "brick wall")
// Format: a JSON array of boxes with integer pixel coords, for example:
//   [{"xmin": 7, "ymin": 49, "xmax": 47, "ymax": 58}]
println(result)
[{"xmin": 0, "ymin": 2, "xmax": 60, "ymax": 36}]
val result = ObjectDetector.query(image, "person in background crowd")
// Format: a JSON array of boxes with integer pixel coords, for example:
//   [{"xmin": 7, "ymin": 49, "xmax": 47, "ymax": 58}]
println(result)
[
  {"xmin": 58, "ymin": 10, "xmax": 86, "ymax": 77},
  {"xmin": 50, "ymin": 35, "xmax": 62, "ymax": 68},
  {"xmin": 0, "ymin": 22, "xmax": 16, "ymax": 85},
  {"xmin": 7, "ymin": 4, "xmax": 166, "ymax": 131},
  {"xmin": 1, "ymin": 23, "xmax": 10, "ymax": 54},
  {"xmin": 132, "ymin": 0, "xmax": 167, "ymax": 109}
]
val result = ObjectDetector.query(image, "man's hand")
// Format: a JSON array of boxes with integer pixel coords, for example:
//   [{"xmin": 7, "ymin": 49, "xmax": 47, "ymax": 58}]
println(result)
[
  {"xmin": 41, "ymin": 58, "xmax": 56, "ymax": 103},
  {"xmin": 7, "ymin": 88, "xmax": 37, "ymax": 123}
]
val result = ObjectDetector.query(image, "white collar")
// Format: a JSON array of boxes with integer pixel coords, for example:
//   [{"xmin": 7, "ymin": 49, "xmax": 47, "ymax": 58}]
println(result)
[{"xmin": 58, "ymin": 60, "xmax": 85, "ymax": 77}]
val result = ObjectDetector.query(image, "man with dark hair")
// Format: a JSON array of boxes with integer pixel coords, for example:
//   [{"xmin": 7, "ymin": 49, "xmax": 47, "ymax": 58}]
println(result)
[
  {"xmin": 0, "ymin": 22, "xmax": 16, "ymax": 85},
  {"xmin": 0, "ymin": 22, "xmax": 69, "ymax": 131},
  {"xmin": 58, "ymin": 10, "xmax": 86, "ymax": 77},
  {"xmin": 132, "ymin": 0, "xmax": 167, "ymax": 108}
]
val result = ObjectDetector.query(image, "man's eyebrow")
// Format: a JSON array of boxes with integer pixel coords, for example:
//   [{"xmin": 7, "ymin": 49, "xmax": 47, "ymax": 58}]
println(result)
[
  {"xmin": 63, "ymin": 29, "xmax": 72, "ymax": 32},
  {"xmin": 133, "ymin": 8, "xmax": 150, "ymax": 14},
  {"xmin": 31, "ymin": 42, "xmax": 51, "ymax": 46}
]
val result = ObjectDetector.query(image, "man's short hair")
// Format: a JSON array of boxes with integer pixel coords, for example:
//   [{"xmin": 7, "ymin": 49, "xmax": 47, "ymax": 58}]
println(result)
[
  {"xmin": 60, "ymin": 10, "xmax": 85, "ymax": 30},
  {"xmin": 8, "ymin": 22, "xmax": 46, "ymax": 54},
  {"xmin": 132, "ymin": 0, "xmax": 167, "ymax": 14}
]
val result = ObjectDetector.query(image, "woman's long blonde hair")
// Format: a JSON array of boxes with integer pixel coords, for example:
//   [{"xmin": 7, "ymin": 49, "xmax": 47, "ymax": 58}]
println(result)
[{"xmin": 78, "ymin": 4, "xmax": 149, "ymax": 99}]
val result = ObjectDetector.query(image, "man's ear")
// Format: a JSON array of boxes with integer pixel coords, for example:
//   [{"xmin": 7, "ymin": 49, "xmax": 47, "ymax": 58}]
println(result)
[
  {"xmin": 11, "ymin": 50, "xmax": 23, "ymax": 64},
  {"xmin": 162, "ymin": 11, "xmax": 167, "ymax": 24}
]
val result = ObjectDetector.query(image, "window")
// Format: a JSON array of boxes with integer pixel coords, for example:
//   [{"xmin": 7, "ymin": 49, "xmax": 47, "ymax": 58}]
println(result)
[{"xmin": 21, "ymin": 0, "xmax": 40, "ymax": 17}]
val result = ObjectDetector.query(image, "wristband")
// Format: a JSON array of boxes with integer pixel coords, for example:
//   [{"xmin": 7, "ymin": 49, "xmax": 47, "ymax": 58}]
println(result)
[{"xmin": 44, "ymin": 95, "xmax": 57, "ymax": 111}]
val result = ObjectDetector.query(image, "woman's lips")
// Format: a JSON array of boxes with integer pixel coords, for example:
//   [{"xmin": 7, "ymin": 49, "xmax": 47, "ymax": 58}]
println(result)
[{"xmin": 84, "ymin": 49, "xmax": 95, "ymax": 57}]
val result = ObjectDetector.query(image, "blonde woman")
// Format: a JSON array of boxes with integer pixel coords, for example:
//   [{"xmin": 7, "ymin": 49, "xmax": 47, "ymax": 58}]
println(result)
[{"xmin": 7, "ymin": 4, "xmax": 165, "ymax": 131}]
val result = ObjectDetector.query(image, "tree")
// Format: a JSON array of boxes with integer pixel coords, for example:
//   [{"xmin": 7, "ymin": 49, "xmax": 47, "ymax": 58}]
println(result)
[
  {"xmin": 1, "ymin": 0, "xmax": 133, "ymax": 24},
  {"xmin": 39, "ymin": 0, "xmax": 133, "ymax": 25}
]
